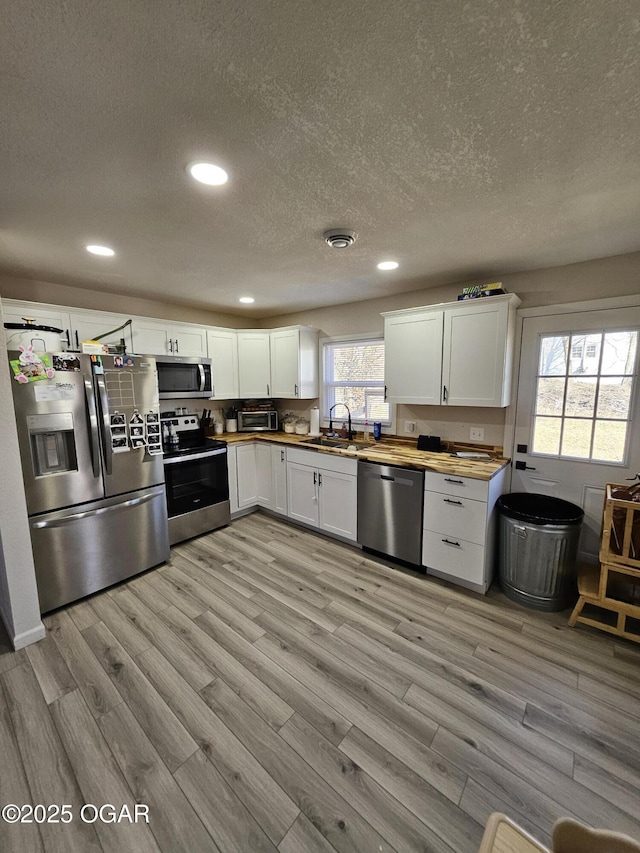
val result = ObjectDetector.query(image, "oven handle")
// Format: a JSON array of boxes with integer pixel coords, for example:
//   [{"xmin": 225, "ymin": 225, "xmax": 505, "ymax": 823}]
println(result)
[{"xmin": 163, "ymin": 448, "xmax": 227, "ymax": 464}]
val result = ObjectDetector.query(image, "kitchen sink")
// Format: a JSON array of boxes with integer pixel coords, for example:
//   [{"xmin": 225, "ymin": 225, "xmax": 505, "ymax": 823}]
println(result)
[{"xmin": 301, "ymin": 437, "xmax": 370, "ymax": 450}]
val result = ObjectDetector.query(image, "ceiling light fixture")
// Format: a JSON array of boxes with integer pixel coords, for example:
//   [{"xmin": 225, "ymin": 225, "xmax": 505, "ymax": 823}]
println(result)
[
  {"xmin": 189, "ymin": 162, "xmax": 229, "ymax": 186},
  {"xmin": 323, "ymin": 229, "xmax": 357, "ymax": 249},
  {"xmin": 239, "ymin": 296, "xmax": 255, "ymax": 304},
  {"xmin": 377, "ymin": 260, "xmax": 399, "ymax": 270},
  {"xmin": 86, "ymin": 244, "xmax": 115, "ymax": 257}
]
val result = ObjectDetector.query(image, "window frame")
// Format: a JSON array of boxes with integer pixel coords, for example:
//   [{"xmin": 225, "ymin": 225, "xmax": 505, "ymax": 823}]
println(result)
[
  {"xmin": 320, "ymin": 333, "xmax": 395, "ymax": 434},
  {"xmin": 530, "ymin": 327, "xmax": 639, "ymax": 465}
]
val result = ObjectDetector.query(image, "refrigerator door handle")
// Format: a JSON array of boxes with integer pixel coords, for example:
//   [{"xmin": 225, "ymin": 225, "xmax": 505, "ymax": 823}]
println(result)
[
  {"xmin": 32, "ymin": 491, "xmax": 161, "ymax": 528},
  {"xmin": 197, "ymin": 363, "xmax": 205, "ymax": 392},
  {"xmin": 96, "ymin": 373, "xmax": 113, "ymax": 475},
  {"xmin": 83, "ymin": 374, "xmax": 101, "ymax": 479}
]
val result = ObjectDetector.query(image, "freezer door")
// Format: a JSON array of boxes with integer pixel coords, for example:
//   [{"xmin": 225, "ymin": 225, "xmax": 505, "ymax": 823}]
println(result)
[
  {"xmin": 96, "ymin": 355, "xmax": 165, "ymax": 497},
  {"xmin": 29, "ymin": 484, "xmax": 170, "ymax": 612},
  {"xmin": 8, "ymin": 351, "xmax": 104, "ymax": 515}
]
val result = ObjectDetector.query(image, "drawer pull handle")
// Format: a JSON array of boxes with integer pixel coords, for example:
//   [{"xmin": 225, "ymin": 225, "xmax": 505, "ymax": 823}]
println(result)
[
  {"xmin": 444, "ymin": 478, "xmax": 463, "ymax": 484},
  {"xmin": 443, "ymin": 498, "xmax": 462, "ymax": 505},
  {"xmin": 442, "ymin": 538, "xmax": 461, "ymax": 547}
]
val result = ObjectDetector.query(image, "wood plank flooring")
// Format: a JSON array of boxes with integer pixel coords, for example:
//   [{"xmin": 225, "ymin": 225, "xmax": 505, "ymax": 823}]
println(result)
[{"xmin": 1, "ymin": 512, "xmax": 640, "ymax": 852}]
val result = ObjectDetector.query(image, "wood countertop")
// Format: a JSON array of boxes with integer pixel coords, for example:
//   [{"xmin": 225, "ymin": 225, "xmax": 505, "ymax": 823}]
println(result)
[{"xmin": 214, "ymin": 431, "xmax": 510, "ymax": 481}]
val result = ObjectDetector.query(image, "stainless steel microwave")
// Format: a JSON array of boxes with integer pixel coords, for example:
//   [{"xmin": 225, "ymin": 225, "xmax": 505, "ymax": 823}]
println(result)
[
  {"xmin": 238, "ymin": 410, "xmax": 278, "ymax": 432},
  {"xmin": 155, "ymin": 355, "xmax": 212, "ymax": 399}
]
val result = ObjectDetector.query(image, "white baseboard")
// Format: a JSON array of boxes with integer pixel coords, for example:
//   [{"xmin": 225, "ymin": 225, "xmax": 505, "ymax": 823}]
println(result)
[{"xmin": 11, "ymin": 622, "xmax": 46, "ymax": 650}]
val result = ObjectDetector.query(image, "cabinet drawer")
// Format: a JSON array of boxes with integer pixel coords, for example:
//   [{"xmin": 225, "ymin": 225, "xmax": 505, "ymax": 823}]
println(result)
[
  {"xmin": 423, "ymin": 490, "xmax": 487, "ymax": 546},
  {"xmin": 421, "ymin": 529, "xmax": 485, "ymax": 585},
  {"xmin": 286, "ymin": 446, "xmax": 357, "ymax": 476},
  {"xmin": 423, "ymin": 471, "xmax": 488, "ymax": 502}
]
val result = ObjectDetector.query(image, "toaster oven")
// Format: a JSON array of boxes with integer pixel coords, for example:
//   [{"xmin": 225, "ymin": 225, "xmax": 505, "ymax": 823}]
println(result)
[{"xmin": 238, "ymin": 410, "xmax": 278, "ymax": 432}]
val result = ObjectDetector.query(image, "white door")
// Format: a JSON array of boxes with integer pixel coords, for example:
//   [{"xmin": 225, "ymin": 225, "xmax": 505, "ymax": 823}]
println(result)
[
  {"xmin": 272, "ymin": 445, "xmax": 288, "ymax": 515},
  {"xmin": 287, "ymin": 462, "xmax": 318, "ymax": 527},
  {"xmin": 236, "ymin": 443, "xmax": 258, "ymax": 508},
  {"xmin": 384, "ymin": 310, "xmax": 443, "ymax": 404},
  {"xmin": 512, "ymin": 307, "xmax": 640, "ymax": 561},
  {"xmin": 226, "ymin": 446, "xmax": 239, "ymax": 514},
  {"xmin": 318, "ymin": 469, "xmax": 357, "ymax": 540},
  {"xmin": 172, "ymin": 324, "xmax": 208, "ymax": 358},
  {"xmin": 71, "ymin": 312, "xmax": 134, "ymax": 353},
  {"xmin": 255, "ymin": 443, "xmax": 273, "ymax": 508},
  {"xmin": 237, "ymin": 332, "xmax": 271, "ymax": 398},
  {"xmin": 206, "ymin": 329, "xmax": 238, "ymax": 399},
  {"xmin": 131, "ymin": 320, "xmax": 172, "ymax": 355},
  {"xmin": 270, "ymin": 329, "xmax": 299, "ymax": 398}
]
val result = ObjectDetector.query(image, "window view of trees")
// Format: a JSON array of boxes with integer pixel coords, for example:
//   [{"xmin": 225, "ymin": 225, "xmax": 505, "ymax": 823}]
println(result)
[
  {"xmin": 323, "ymin": 340, "xmax": 391, "ymax": 424},
  {"xmin": 533, "ymin": 330, "xmax": 637, "ymax": 461}
]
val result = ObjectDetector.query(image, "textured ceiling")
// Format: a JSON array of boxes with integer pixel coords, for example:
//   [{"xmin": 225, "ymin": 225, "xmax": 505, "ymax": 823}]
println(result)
[{"xmin": 1, "ymin": 0, "xmax": 639, "ymax": 318}]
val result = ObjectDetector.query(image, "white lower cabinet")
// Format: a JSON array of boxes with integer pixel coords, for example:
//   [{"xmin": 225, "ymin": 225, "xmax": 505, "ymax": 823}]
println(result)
[
  {"xmin": 235, "ymin": 443, "xmax": 258, "ymax": 509},
  {"xmin": 229, "ymin": 442, "xmax": 288, "ymax": 516},
  {"xmin": 271, "ymin": 445, "xmax": 288, "ymax": 515},
  {"xmin": 286, "ymin": 448, "xmax": 357, "ymax": 541},
  {"xmin": 421, "ymin": 469, "xmax": 507, "ymax": 593},
  {"xmin": 226, "ymin": 445, "xmax": 239, "ymax": 514}
]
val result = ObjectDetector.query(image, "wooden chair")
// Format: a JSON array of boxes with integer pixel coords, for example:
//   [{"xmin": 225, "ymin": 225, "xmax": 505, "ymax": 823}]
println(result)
[{"xmin": 479, "ymin": 814, "xmax": 640, "ymax": 853}]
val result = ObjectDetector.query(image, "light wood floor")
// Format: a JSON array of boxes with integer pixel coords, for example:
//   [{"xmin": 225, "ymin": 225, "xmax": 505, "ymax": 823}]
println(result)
[{"xmin": 1, "ymin": 512, "xmax": 640, "ymax": 853}]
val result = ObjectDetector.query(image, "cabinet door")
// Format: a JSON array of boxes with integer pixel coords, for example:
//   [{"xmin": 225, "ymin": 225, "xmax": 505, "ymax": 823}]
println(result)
[
  {"xmin": 2, "ymin": 301, "xmax": 73, "ymax": 349},
  {"xmin": 237, "ymin": 332, "xmax": 272, "ymax": 398},
  {"xmin": 318, "ymin": 469, "xmax": 357, "ymax": 540},
  {"xmin": 255, "ymin": 443, "xmax": 273, "ymax": 508},
  {"xmin": 384, "ymin": 310, "xmax": 443, "ymax": 404},
  {"xmin": 270, "ymin": 328, "xmax": 299, "ymax": 398},
  {"xmin": 442, "ymin": 300, "xmax": 509, "ymax": 407},
  {"xmin": 173, "ymin": 324, "xmax": 208, "ymax": 358},
  {"xmin": 271, "ymin": 445, "xmax": 288, "ymax": 515},
  {"xmin": 70, "ymin": 311, "xmax": 134, "ymax": 353},
  {"xmin": 131, "ymin": 320, "xmax": 172, "ymax": 355},
  {"xmin": 206, "ymin": 329, "xmax": 238, "ymax": 399},
  {"xmin": 226, "ymin": 446, "xmax": 239, "ymax": 514},
  {"xmin": 287, "ymin": 462, "xmax": 318, "ymax": 527},
  {"xmin": 236, "ymin": 443, "xmax": 258, "ymax": 508}
]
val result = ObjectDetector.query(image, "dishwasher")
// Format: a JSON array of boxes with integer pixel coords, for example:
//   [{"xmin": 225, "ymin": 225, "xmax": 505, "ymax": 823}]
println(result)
[{"xmin": 357, "ymin": 461, "xmax": 424, "ymax": 565}]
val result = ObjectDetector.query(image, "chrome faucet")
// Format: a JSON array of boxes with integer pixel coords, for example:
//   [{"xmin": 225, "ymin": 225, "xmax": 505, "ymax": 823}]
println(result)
[{"xmin": 328, "ymin": 403, "xmax": 353, "ymax": 440}]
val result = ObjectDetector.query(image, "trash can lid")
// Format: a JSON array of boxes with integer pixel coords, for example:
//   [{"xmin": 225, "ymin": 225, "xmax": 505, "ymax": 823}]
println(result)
[{"xmin": 497, "ymin": 492, "xmax": 584, "ymax": 525}]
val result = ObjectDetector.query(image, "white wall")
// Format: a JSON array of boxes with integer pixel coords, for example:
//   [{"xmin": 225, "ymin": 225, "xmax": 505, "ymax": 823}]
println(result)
[{"xmin": 0, "ymin": 297, "xmax": 45, "ymax": 648}]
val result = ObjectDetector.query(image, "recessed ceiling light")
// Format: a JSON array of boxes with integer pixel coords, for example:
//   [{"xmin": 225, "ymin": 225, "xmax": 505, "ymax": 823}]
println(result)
[
  {"xmin": 377, "ymin": 260, "xmax": 399, "ymax": 270},
  {"xmin": 239, "ymin": 296, "xmax": 255, "ymax": 304},
  {"xmin": 86, "ymin": 244, "xmax": 115, "ymax": 257},
  {"xmin": 189, "ymin": 162, "xmax": 229, "ymax": 186}
]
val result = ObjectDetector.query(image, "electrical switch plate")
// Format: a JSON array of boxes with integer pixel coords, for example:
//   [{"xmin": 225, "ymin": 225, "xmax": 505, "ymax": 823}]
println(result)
[
  {"xmin": 404, "ymin": 420, "xmax": 416, "ymax": 433},
  {"xmin": 470, "ymin": 427, "xmax": 484, "ymax": 441}
]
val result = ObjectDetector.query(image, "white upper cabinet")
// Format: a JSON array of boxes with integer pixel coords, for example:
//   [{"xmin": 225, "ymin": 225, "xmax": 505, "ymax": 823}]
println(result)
[
  {"xmin": 383, "ymin": 309, "xmax": 444, "ymax": 405},
  {"xmin": 69, "ymin": 311, "xmax": 134, "ymax": 353},
  {"xmin": 442, "ymin": 298, "xmax": 516, "ymax": 407},
  {"xmin": 2, "ymin": 301, "xmax": 74, "ymax": 349},
  {"xmin": 131, "ymin": 318, "xmax": 207, "ymax": 358},
  {"xmin": 237, "ymin": 331, "xmax": 272, "ymax": 398},
  {"xmin": 383, "ymin": 294, "xmax": 520, "ymax": 408},
  {"xmin": 270, "ymin": 327, "xmax": 319, "ymax": 399},
  {"xmin": 206, "ymin": 328, "xmax": 238, "ymax": 400}
]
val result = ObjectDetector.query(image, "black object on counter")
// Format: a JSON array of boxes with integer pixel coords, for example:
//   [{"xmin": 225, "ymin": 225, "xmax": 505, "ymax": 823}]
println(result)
[{"xmin": 417, "ymin": 434, "xmax": 442, "ymax": 452}]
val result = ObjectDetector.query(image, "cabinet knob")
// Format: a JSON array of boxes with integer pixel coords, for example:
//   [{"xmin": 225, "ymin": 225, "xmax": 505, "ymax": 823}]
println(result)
[
  {"xmin": 174, "ymin": 339, "xmax": 179, "ymax": 353},
  {"xmin": 442, "ymin": 385, "xmax": 448, "ymax": 402}
]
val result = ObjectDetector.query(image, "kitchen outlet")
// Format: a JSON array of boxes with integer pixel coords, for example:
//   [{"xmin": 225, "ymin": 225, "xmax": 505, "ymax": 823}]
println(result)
[
  {"xmin": 470, "ymin": 427, "xmax": 485, "ymax": 442},
  {"xmin": 404, "ymin": 421, "xmax": 416, "ymax": 433}
]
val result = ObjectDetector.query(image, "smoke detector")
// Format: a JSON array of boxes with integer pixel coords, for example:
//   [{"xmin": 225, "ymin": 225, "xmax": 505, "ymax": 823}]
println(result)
[{"xmin": 323, "ymin": 228, "xmax": 357, "ymax": 249}]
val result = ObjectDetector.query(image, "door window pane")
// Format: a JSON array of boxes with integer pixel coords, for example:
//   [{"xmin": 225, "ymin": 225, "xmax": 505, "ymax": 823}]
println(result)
[
  {"xmin": 535, "ymin": 377, "xmax": 565, "ymax": 416},
  {"xmin": 532, "ymin": 417, "xmax": 562, "ymax": 455},
  {"xmin": 565, "ymin": 377, "xmax": 597, "ymax": 417},
  {"xmin": 531, "ymin": 328, "xmax": 638, "ymax": 464},
  {"xmin": 539, "ymin": 335, "xmax": 568, "ymax": 375},
  {"xmin": 560, "ymin": 419, "xmax": 592, "ymax": 458},
  {"xmin": 592, "ymin": 421, "xmax": 627, "ymax": 462}
]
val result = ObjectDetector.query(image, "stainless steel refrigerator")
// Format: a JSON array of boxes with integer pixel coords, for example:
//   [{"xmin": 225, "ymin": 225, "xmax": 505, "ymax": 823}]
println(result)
[{"xmin": 8, "ymin": 350, "xmax": 170, "ymax": 612}]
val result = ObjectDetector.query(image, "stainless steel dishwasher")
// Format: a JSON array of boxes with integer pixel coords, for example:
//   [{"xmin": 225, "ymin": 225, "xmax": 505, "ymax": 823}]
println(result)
[{"xmin": 357, "ymin": 461, "xmax": 424, "ymax": 565}]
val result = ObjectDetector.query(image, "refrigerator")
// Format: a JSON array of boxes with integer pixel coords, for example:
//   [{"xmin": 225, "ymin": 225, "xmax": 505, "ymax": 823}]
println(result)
[{"xmin": 8, "ymin": 350, "xmax": 170, "ymax": 613}]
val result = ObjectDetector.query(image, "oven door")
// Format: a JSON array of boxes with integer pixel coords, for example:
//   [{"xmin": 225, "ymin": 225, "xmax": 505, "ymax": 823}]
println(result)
[{"xmin": 163, "ymin": 447, "xmax": 228, "ymax": 518}]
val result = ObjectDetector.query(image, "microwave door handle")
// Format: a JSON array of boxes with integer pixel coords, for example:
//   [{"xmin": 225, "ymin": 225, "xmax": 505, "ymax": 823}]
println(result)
[
  {"xmin": 198, "ymin": 364, "xmax": 205, "ymax": 392},
  {"xmin": 83, "ymin": 374, "xmax": 101, "ymax": 478},
  {"xmin": 96, "ymin": 373, "xmax": 113, "ymax": 475}
]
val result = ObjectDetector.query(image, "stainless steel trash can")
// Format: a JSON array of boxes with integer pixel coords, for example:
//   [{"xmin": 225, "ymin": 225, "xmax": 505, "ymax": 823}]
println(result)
[{"xmin": 497, "ymin": 493, "xmax": 584, "ymax": 611}]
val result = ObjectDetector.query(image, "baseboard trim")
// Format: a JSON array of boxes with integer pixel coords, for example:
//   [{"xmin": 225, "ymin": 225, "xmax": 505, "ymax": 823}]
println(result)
[{"xmin": 11, "ymin": 622, "xmax": 46, "ymax": 650}]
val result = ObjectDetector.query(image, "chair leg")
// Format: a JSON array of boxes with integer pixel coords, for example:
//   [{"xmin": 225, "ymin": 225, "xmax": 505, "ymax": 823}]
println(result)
[{"xmin": 568, "ymin": 596, "xmax": 585, "ymax": 627}]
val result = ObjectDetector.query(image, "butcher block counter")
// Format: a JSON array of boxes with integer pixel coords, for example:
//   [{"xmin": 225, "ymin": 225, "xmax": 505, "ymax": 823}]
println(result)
[{"xmin": 216, "ymin": 431, "xmax": 509, "ymax": 481}]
